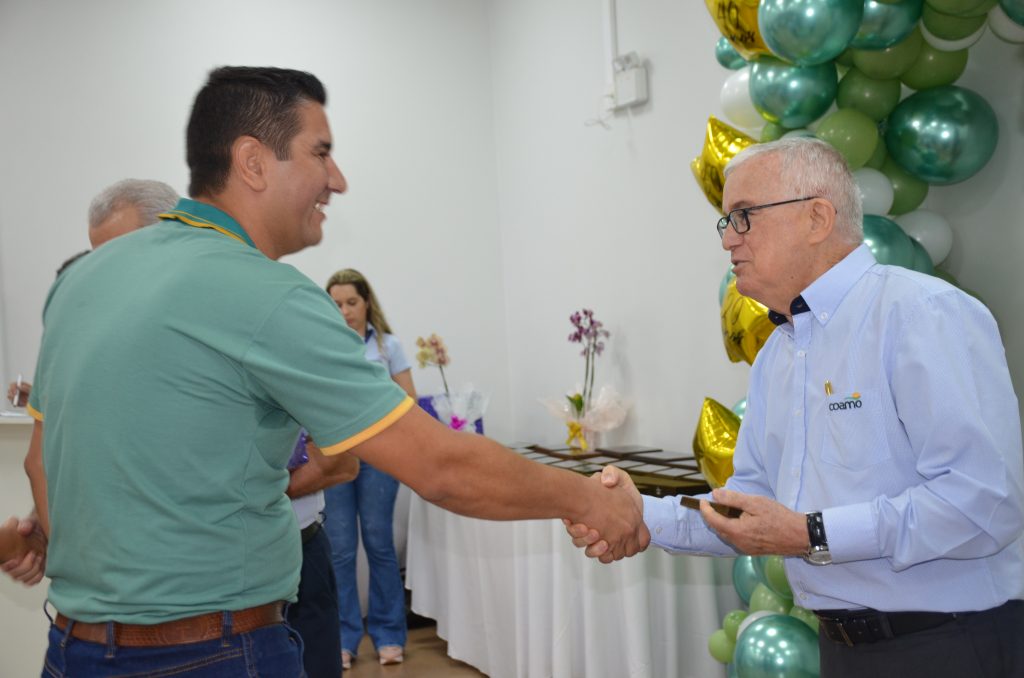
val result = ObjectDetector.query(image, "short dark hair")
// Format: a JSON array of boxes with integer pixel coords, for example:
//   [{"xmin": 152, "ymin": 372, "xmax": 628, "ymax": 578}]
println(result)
[{"xmin": 186, "ymin": 66, "xmax": 327, "ymax": 198}]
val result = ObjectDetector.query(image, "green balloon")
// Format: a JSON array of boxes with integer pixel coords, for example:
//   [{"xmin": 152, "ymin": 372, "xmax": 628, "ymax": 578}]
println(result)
[
  {"xmin": 762, "ymin": 556, "xmax": 793, "ymax": 599},
  {"xmin": 709, "ymin": 628, "xmax": 737, "ymax": 664},
  {"xmin": 880, "ymin": 156, "xmax": 928, "ymax": 213},
  {"xmin": 815, "ymin": 108, "xmax": 879, "ymax": 169},
  {"xmin": 852, "ymin": 27, "xmax": 923, "ymax": 79},
  {"xmin": 750, "ymin": 57, "xmax": 838, "ymax": 129},
  {"xmin": 837, "ymin": 67, "xmax": 902, "ymax": 121},
  {"xmin": 909, "ymin": 237, "xmax": 936, "ymax": 274},
  {"xmin": 759, "ymin": 0, "xmax": 864, "ymax": 66},
  {"xmin": 835, "ymin": 48, "xmax": 856, "ymax": 66},
  {"xmin": 732, "ymin": 398, "xmax": 747, "ymax": 420},
  {"xmin": 789, "ymin": 605, "xmax": 821, "ymax": 633},
  {"xmin": 749, "ymin": 583, "xmax": 794, "ymax": 615},
  {"xmin": 922, "ymin": 3, "xmax": 987, "ymax": 38},
  {"xmin": 954, "ymin": 0, "xmax": 997, "ymax": 16},
  {"xmin": 900, "ymin": 43, "xmax": 968, "ymax": 90},
  {"xmin": 926, "ymin": 0, "xmax": 991, "ymax": 14},
  {"xmin": 885, "ymin": 85, "xmax": 998, "ymax": 184},
  {"xmin": 723, "ymin": 609, "xmax": 749, "ymax": 642},
  {"xmin": 761, "ymin": 122, "xmax": 788, "ymax": 142},
  {"xmin": 863, "ymin": 214, "xmax": 915, "ymax": 266},
  {"xmin": 732, "ymin": 556, "xmax": 761, "ymax": 606},
  {"xmin": 999, "ymin": 0, "xmax": 1024, "ymax": 25},
  {"xmin": 864, "ymin": 135, "xmax": 889, "ymax": 169},
  {"xmin": 719, "ymin": 266, "xmax": 736, "ymax": 305},
  {"xmin": 716, "ymin": 37, "xmax": 747, "ymax": 70},
  {"xmin": 735, "ymin": 616, "xmax": 820, "ymax": 678},
  {"xmin": 851, "ymin": 0, "xmax": 924, "ymax": 49}
]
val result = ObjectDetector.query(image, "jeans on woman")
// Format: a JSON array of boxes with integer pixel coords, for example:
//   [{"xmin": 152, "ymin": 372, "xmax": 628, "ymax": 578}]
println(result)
[{"xmin": 323, "ymin": 461, "xmax": 406, "ymax": 655}]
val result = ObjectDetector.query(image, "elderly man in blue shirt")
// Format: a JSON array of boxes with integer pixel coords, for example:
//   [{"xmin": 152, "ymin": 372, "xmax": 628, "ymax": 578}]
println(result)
[{"xmin": 569, "ymin": 137, "xmax": 1024, "ymax": 677}]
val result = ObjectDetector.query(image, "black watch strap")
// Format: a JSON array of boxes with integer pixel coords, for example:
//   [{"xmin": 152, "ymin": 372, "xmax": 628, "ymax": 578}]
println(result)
[{"xmin": 807, "ymin": 511, "xmax": 828, "ymax": 551}]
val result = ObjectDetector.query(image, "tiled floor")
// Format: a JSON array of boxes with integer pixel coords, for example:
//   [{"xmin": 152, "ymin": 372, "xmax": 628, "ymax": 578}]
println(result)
[{"xmin": 346, "ymin": 624, "xmax": 486, "ymax": 677}]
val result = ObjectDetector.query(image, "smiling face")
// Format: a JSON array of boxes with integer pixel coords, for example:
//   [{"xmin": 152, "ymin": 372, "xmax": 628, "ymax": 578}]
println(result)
[
  {"xmin": 262, "ymin": 101, "xmax": 347, "ymax": 258},
  {"xmin": 720, "ymin": 155, "xmax": 818, "ymax": 314},
  {"xmin": 329, "ymin": 283, "xmax": 369, "ymax": 337}
]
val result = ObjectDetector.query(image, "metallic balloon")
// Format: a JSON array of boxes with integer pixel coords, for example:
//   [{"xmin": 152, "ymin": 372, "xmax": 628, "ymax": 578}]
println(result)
[
  {"xmin": 692, "ymin": 117, "xmax": 757, "ymax": 212},
  {"xmin": 908, "ymin": 237, "xmax": 936, "ymax": 274},
  {"xmin": 762, "ymin": 556, "xmax": 794, "ymax": 599},
  {"xmin": 735, "ymin": 615, "xmax": 821, "ymax": 678},
  {"xmin": 885, "ymin": 85, "xmax": 998, "ymax": 184},
  {"xmin": 717, "ymin": 36, "xmax": 748, "ymax": 69},
  {"xmin": 732, "ymin": 556, "xmax": 761, "ymax": 605},
  {"xmin": 720, "ymin": 266, "xmax": 737, "ymax": 305},
  {"xmin": 758, "ymin": 0, "xmax": 863, "ymax": 65},
  {"xmin": 862, "ymin": 214, "xmax": 915, "ymax": 267},
  {"xmin": 850, "ymin": 0, "xmax": 924, "ymax": 49},
  {"xmin": 705, "ymin": 0, "xmax": 772, "ymax": 60},
  {"xmin": 750, "ymin": 57, "xmax": 837, "ymax": 129},
  {"xmin": 732, "ymin": 398, "xmax": 748, "ymax": 420},
  {"xmin": 990, "ymin": 3, "xmax": 1024, "ymax": 42},
  {"xmin": 693, "ymin": 398, "xmax": 740, "ymax": 488},
  {"xmin": 721, "ymin": 279, "xmax": 776, "ymax": 365},
  {"xmin": 1002, "ymin": 0, "xmax": 1024, "ymax": 21}
]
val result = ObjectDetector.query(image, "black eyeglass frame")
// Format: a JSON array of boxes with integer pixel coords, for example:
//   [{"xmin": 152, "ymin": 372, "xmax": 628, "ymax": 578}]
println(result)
[{"xmin": 716, "ymin": 196, "xmax": 819, "ymax": 239}]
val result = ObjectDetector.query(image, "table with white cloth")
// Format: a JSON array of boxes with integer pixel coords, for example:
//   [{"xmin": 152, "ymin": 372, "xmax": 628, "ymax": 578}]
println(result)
[{"xmin": 406, "ymin": 491, "xmax": 742, "ymax": 678}]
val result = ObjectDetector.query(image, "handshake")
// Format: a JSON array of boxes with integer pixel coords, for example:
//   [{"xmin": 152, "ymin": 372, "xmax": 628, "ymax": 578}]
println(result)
[
  {"xmin": 563, "ymin": 465, "xmax": 651, "ymax": 564},
  {"xmin": 0, "ymin": 515, "xmax": 47, "ymax": 586}
]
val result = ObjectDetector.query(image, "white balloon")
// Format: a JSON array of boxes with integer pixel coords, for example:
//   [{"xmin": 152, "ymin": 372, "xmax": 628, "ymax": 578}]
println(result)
[
  {"xmin": 990, "ymin": 5, "xmax": 1024, "ymax": 43},
  {"xmin": 920, "ymin": 20, "xmax": 987, "ymax": 51},
  {"xmin": 720, "ymin": 66, "xmax": 766, "ymax": 132},
  {"xmin": 736, "ymin": 611, "xmax": 780, "ymax": 641},
  {"xmin": 895, "ymin": 209, "xmax": 954, "ymax": 266},
  {"xmin": 853, "ymin": 168, "xmax": 895, "ymax": 216}
]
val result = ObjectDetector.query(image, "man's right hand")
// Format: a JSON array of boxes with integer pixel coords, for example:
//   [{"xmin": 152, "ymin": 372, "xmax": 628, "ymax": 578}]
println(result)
[
  {"xmin": 1, "ymin": 516, "xmax": 47, "ymax": 586},
  {"xmin": 6, "ymin": 381, "xmax": 31, "ymax": 408},
  {"xmin": 569, "ymin": 466, "xmax": 649, "ymax": 563}
]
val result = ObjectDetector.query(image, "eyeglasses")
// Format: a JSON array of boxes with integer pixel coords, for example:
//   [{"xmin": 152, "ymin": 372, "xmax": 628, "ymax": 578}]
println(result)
[{"xmin": 716, "ymin": 196, "xmax": 818, "ymax": 239}]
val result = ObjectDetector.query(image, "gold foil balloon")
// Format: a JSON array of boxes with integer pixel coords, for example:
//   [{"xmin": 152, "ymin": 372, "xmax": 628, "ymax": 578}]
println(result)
[
  {"xmin": 721, "ymin": 279, "xmax": 775, "ymax": 365},
  {"xmin": 704, "ymin": 0, "xmax": 771, "ymax": 60},
  {"xmin": 693, "ymin": 398, "xmax": 740, "ymax": 488},
  {"xmin": 692, "ymin": 117, "xmax": 757, "ymax": 212}
]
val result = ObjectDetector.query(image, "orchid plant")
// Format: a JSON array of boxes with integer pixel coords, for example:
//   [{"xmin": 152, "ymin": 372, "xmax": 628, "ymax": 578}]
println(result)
[
  {"xmin": 415, "ymin": 333, "xmax": 451, "ymax": 398},
  {"xmin": 567, "ymin": 308, "xmax": 610, "ymax": 417}
]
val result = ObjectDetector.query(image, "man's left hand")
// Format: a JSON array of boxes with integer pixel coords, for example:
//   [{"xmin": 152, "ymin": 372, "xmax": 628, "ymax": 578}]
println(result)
[{"xmin": 700, "ymin": 488, "xmax": 809, "ymax": 556}]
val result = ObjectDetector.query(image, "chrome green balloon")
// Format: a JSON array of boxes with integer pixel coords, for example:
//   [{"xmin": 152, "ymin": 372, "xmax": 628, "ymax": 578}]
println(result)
[
  {"xmin": 863, "ymin": 214, "xmax": 915, "ymax": 266},
  {"xmin": 864, "ymin": 136, "xmax": 888, "ymax": 169},
  {"xmin": 735, "ymin": 615, "xmax": 820, "ymax": 678},
  {"xmin": 922, "ymin": 3, "xmax": 987, "ymax": 38},
  {"xmin": 759, "ymin": 0, "xmax": 863, "ymax": 65},
  {"xmin": 837, "ymin": 67, "xmax": 901, "ymax": 121},
  {"xmin": 900, "ymin": 42, "xmax": 968, "ymax": 89},
  {"xmin": 1000, "ymin": 0, "xmax": 1024, "ymax": 23},
  {"xmin": 749, "ymin": 583, "xmax": 793, "ymax": 614},
  {"xmin": 909, "ymin": 237, "xmax": 936, "ymax": 273},
  {"xmin": 732, "ymin": 398, "xmax": 747, "ymax": 420},
  {"xmin": 851, "ymin": 0, "xmax": 924, "ymax": 49},
  {"xmin": 852, "ymin": 27, "xmax": 923, "ymax": 78},
  {"xmin": 815, "ymin": 108, "xmax": 879, "ymax": 169},
  {"xmin": 732, "ymin": 556, "xmax": 760, "ymax": 605},
  {"xmin": 717, "ymin": 37, "xmax": 748, "ymax": 70},
  {"xmin": 719, "ymin": 266, "xmax": 736, "ymax": 305},
  {"xmin": 880, "ymin": 156, "xmax": 928, "ymax": 213},
  {"xmin": 750, "ymin": 57, "xmax": 838, "ymax": 128},
  {"xmin": 885, "ymin": 85, "xmax": 998, "ymax": 184}
]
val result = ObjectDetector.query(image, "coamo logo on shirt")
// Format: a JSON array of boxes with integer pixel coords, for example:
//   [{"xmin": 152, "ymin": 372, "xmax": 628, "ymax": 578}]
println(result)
[{"xmin": 829, "ymin": 393, "xmax": 862, "ymax": 411}]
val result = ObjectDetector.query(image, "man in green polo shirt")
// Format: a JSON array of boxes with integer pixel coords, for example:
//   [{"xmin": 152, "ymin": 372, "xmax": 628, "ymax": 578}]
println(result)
[{"xmin": 22, "ymin": 66, "xmax": 648, "ymax": 676}]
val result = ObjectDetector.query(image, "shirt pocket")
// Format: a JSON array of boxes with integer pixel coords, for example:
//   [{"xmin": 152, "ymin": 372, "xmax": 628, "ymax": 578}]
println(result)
[{"xmin": 820, "ymin": 388, "xmax": 892, "ymax": 470}]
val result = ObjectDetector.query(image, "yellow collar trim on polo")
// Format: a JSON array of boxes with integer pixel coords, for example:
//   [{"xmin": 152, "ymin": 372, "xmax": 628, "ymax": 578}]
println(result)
[{"xmin": 158, "ymin": 210, "xmax": 249, "ymax": 246}]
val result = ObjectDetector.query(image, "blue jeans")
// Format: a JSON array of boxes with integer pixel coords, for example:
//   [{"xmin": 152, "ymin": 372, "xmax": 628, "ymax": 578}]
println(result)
[
  {"xmin": 41, "ymin": 616, "xmax": 304, "ymax": 677},
  {"xmin": 286, "ymin": 525, "xmax": 341, "ymax": 678},
  {"xmin": 323, "ymin": 462, "xmax": 406, "ymax": 654}
]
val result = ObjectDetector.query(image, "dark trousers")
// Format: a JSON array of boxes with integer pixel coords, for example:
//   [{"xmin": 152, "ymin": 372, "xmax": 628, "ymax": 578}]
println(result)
[
  {"xmin": 819, "ymin": 600, "xmax": 1024, "ymax": 678},
  {"xmin": 286, "ymin": 525, "xmax": 342, "ymax": 678}
]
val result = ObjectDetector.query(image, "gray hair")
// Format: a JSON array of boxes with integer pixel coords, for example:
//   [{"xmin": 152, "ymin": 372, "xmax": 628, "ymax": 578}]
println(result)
[
  {"xmin": 88, "ymin": 179, "xmax": 179, "ymax": 230},
  {"xmin": 724, "ymin": 137, "xmax": 863, "ymax": 245}
]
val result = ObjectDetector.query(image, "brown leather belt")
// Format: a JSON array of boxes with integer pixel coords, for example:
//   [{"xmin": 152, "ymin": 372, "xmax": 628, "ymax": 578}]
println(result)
[
  {"xmin": 54, "ymin": 601, "xmax": 284, "ymax": 647},
  {"xmin": 815, "ymin": 608, "xmax": 961, "ymax": 646}
]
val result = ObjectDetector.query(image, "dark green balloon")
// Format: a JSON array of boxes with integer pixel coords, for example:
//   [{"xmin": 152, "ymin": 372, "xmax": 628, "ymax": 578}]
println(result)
[
  {"xmin": 927, "ymin": 0, "xmax": 991, "ymax": 14},
  {"xmin": 909, "ymin": 237, "xmax": 936, "ymax": 273},
  {"xmin": 750, "ymin": 57, "xmax": 838, "ymax": 129},
  {"xmin": 864, "ymin": 135, "xmax": 889, "ymax": 169},
  {"xmin": 816, "ymin": 108, "xmax": 880, "ymax": 169},
  {"xmin": 863, "ymin": 214, "xmax": 915, "ymax": 266},
  {"xmin": 922, "ymin": 3, "xmax": 987, "ymax": 38},
  {"xmin": 852, "ymin": 27, "xmax": 923, "ymax": 79},
  {"xmin": 955, "ymin": 0, "xmax": 997, "ymax": 17},
  {"xmin": 716, "ymin": 37, "xmax": 747, "ymax": 70},
  {"xmin": 837, "ymin": 67, "xmax": 902, "ymax": 121},
  {"xmin": 1000, "ymin": 0, "xmax": 1024, "ymax": 23},
  {"xmin": 761, "ymin": 122, "xmax": 788, "ymax": 142},
  {"xmin": 885, "ymin": 85, "xmax": 998, "ymax": 184},
  {"xmin": 732, "ymin": 556, "xmax": 760, "ymax": 606},
  {"xmin": 880, "ymin": 156, "xmax": 929, "ymax": 214},
  {"xmin": 835, "ymin": 48, "xmax": 856, "ymax": 66},
  {"xmin": 901, "ymin": 43, "xmax": 968, "ymax": 90},
  {"xmin": 851, "ymin": 0, "xmax": 924, "ymax": 49}
]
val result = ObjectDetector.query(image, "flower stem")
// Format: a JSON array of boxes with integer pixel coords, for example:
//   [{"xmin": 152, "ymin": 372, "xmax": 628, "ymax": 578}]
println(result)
[{"xmin": 438, "ymin": 364, "xmax": 451, "ymax": 398}]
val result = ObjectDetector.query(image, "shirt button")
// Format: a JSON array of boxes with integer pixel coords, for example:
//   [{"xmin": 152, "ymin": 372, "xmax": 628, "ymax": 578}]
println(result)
[
  {"xmin": 656, "ymin": 527, "xmax": 662, "ymax": 535},
  {"xmin": 794, "ymin": 409, "xmax": 802, "ymax": 416},
  {"xmin": 799, "ymin": 593, "xmax": 807, "ymax": 600},
  {"xmin": 820, "ymin": 312, "xmax": 829, "ymax": 321},
  {"xmin": 796, "ymin": 350, "xmax": 806, "ymax": 358}
]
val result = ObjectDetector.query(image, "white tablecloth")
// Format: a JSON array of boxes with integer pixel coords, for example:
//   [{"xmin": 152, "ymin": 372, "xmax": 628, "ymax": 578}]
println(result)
[{"xmin": 406, "ymin": 494, "xmax": 740, "ymax": 678}]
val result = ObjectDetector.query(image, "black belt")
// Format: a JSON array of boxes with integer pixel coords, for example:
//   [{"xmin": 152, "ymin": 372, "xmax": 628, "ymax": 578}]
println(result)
[
  {"xmin": 815, "ymin": 608, "xmax": 962, "ymax": 646},
  {"xmin": 300, "ymin": 520, "xmax": 322, "ymax": 544}
]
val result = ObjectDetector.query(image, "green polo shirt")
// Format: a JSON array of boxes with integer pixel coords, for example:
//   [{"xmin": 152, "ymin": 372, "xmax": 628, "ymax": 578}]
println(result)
[{"xmin": 28, "ymin": 198, "xmax": 412, "ymax": 623}]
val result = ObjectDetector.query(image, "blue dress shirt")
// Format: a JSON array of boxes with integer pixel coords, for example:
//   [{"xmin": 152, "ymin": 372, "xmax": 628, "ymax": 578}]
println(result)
[{"xmin": 644, "ymin": 245, "xmax": 1024, "ymax": 612}]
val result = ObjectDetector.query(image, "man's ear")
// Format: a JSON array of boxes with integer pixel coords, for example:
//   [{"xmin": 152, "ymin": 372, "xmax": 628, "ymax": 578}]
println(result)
[
  {"xmin": 807, "ymin": 197, "xmax": 836, "ymax": 245},
  {"xmin": 233, "ymin": 136, "xmax": 268, "ymax": 192}
]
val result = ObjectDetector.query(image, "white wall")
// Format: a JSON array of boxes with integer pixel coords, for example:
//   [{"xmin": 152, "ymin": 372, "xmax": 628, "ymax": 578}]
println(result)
[
  {"xmin": 489, "ymin": 0, "xmax": 1024, "ymax": 444},
  {"xmin": 0, "ymin": 0, "xmax": 513, "ymax": 440}
]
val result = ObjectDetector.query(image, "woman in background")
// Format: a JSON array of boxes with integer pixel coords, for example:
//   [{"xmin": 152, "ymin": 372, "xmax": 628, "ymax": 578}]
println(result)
[{"xmin": 323, "ymin": 268, "xmax": 416, "ymax": 670}]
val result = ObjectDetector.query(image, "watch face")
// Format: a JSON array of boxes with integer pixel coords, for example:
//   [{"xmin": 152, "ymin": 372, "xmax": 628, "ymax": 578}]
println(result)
[{"xmin": 808, "ymin": 550, "xmax": 832, "ymax": 565}]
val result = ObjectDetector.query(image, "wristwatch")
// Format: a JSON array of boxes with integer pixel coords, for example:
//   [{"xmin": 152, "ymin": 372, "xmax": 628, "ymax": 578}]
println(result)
[{"xmin": 804, "ymin": 511, "xmax": 832, "ymax": 565}]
